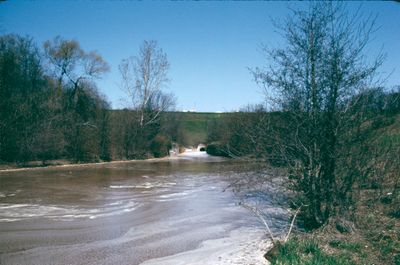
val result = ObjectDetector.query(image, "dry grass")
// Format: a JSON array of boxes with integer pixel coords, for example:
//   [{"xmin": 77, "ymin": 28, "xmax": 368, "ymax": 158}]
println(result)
[{"xmin": 287, "ymin": 188, "xmax": 400, "ymax": 265}]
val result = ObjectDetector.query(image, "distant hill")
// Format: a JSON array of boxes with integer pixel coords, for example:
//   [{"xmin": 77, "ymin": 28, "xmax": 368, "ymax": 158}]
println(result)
[
  {"xmin": 109, "ymin": 110, "xmax": 228, "ymax": 148},
  {"xmin": 168, "ymin": 112, "xmax": 227, "ymax": 147}
]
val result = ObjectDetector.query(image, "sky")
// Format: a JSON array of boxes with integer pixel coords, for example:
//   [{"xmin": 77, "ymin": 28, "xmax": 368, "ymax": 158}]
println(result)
[{"xmin": 1, "ymin": 1, "xmax": 399, "ymax": 112}]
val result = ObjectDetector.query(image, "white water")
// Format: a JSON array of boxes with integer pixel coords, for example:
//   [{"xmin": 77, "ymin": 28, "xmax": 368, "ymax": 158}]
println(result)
[{"xmin": 0, "ymin": 199, "xmax": 142, "ymax": 222}]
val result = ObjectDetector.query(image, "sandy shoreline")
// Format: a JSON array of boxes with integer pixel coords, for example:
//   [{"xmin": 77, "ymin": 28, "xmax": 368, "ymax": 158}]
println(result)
[{"xmin": 141, "ymin": 226, "xmax": 271, "ymax": 265}]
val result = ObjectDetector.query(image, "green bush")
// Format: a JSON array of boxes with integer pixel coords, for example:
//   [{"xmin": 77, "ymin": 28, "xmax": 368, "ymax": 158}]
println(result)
[
  {"xmin": 150, "ymin": 134, "xmax": 171, "ymax": 158},
  {"xmin": 206, "ymin": 142, "xmax": 230, "ymax": 157}
]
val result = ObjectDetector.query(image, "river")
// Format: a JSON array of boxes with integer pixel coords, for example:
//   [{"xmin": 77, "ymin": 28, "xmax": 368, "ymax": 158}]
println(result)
[{"xmin": 0, "ymin": 152, "xmax": 288, "ymax": 265}]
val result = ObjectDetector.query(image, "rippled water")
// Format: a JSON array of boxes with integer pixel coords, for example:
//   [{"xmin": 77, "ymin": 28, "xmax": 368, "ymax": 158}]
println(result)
[{"xmin": 0, "ymin": 153, "xmax": 288, "ymax": 265}]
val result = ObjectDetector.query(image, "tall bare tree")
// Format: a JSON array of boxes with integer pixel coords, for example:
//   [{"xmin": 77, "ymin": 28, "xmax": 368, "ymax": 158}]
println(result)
[
  {"xmin": 117, "ymin": 40, "xmax": 175, "ymax": 159},
  {"xmin": 252, "ymin": 3, "xmax": 385, "ymax": 227},
  {"xmin": 119, "ymin": 40, "xmax": 175, "ymax": 127}
]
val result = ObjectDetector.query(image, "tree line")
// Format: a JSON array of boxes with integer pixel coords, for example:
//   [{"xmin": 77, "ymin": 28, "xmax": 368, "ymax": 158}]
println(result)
[{"xmin": 0, "ymin": 35, "xmax": 176, "ymax": 164}]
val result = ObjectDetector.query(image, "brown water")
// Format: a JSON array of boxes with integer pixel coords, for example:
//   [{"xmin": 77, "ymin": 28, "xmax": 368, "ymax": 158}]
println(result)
[{"xmin": 0, "ymin": 153, "xmax": 287, "ymax": 265}]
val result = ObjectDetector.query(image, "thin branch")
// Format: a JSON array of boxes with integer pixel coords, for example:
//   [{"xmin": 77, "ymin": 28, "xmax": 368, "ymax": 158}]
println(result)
[
  {"xmin": 284, "ymin": 204, "xmax": 302, "ymax": 243},
  {"xmin": 241, "ymin": 202, "xmax": 277, "ymax": 244}
]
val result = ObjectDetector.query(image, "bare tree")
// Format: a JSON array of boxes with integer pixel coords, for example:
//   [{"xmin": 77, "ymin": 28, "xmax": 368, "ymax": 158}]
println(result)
[
  {"xmin": 116, "ymin": 40, "xmax": 176, "ymax": 159},
  {"xmin": 119, "ymin": 40, "xmax": 175, "ymax": 127},
  {"xmin": 252, "ymin": 3, "xmax": 385, "ymax": 228},
  {"xmin": 44, "ymin": 37, "xmax": 109, "ymax": 93}
]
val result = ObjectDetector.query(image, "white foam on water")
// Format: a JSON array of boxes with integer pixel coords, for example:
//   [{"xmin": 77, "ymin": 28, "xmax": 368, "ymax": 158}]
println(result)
[
  {"xmin": 107, "ymin": 201, "xmax": 123, "ymax": 206},
  {"xmin": 0, "ymin": 218, "xmax": 20, "ymax": 222},
  {"xmin": 0, "ymin": 203, "xmax": 32, "ymax": 209},
  {"xmin": 159, "ymin": 192, "xmax": 189, "ymax": 199},
  {"xmin": 156, "ymin": 187, "xmax": 201, "ymax": 202},
  {"xmin": 0, "ymin": 190, "xmax": 21, "ymax": 198},
  {"xmin": 109, "ymin": 185, "xmax": 137, "ymax": 189},
  {"xmin": 0, "ymin": 204, "xmax": 78, "ymax": 220},
  {"xmin": 0, "ymin": 200, "xmax": 141, "ymax": 222},
  {"xmin": 87, "ymin": 201, "xmax": 141, "ymax": 220},
  {"xmin": 109, "ymin": 181, "xmax": 177, "ymax": 190}
]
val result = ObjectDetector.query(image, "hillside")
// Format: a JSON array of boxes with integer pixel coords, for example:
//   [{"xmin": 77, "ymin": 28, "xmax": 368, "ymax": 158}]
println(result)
[
  {"xmin": 167, "ymin": 112, "xmax": 226, "ymax": 147},
  {"xmin": 107, "ymin": 110, "xmax": 226, "ymax": 154}
]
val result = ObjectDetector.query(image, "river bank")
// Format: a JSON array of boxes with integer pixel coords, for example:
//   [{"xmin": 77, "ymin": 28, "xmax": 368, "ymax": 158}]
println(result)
[
  {"xmin": 0, "ymin": 150, "xmax": 217, "ymax": 173},
  {"xmin": 0, "ymin": 158, "xmax": 169, "ymax": 172}
]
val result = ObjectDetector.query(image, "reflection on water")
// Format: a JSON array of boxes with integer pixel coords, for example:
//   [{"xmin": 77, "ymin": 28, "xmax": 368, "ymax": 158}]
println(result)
[{"xmin": 0, "ymin": 153, "xmax": 288, "ymax": 265}]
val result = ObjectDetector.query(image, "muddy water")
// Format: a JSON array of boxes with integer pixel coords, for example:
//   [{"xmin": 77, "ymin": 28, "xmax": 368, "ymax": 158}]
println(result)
[{"xmin": 0, "ymin": 153, "xmax": 287, "ymax": 265}]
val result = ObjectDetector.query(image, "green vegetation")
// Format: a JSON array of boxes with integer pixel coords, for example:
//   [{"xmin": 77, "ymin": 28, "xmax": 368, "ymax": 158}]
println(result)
[
  {"xmin": 0, "ymin": 35, "xmax": 111, "ymax": 164},
  {"xmin": 171, "ymin": 112, "xmax": 226, "ymax": 147},
  {"xmin": 207, "ymin": 108, "xmax": 400, "ymax": 264},
  {"xmin": 0, "ymin": 35, "xmax": 177, "ymax": 165},
  {"xmin": 270, "ymin": 238, "xmax": 357, "ymax": 265}
]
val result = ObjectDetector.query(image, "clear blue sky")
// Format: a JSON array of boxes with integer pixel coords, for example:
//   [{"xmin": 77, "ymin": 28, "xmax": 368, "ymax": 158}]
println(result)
[{"xmin": 1, "ymin": 1, "xmax": 399, "ymax": 112}]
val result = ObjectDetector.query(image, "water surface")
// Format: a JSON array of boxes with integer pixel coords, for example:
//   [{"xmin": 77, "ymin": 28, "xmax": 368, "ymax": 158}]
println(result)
[{"xmin": 0, "ymin": 153, "xmax": 287, "ymax": 265}]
